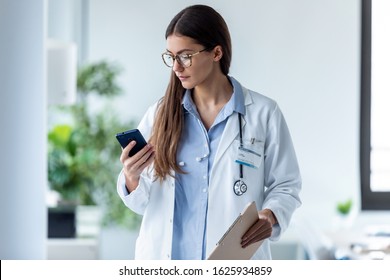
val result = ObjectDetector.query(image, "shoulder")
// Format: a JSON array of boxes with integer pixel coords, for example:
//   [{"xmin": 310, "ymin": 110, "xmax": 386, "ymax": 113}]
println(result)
[
  {"xmin": 230, "ymin": 76, "xmax": 278, "ymax": 111},
  {"xmin": 246, "ymin": 88, "xmax": 277, "ymax": 110},
  {"xmin": 232, "ymin": 79, "xmax": 286, "ymax": 127},
  {"xmin": 239, "ymin": 85, "xmax": 279, "ymax": 117}
]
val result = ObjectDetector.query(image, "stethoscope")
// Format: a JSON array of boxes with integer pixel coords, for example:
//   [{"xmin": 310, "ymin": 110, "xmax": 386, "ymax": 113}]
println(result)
[{"xmin": 233, "ymin": 113, "xmax": 248, "ymax": 196}]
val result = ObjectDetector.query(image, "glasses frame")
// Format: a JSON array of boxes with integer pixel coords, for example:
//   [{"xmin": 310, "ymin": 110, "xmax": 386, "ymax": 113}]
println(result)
[{"xmin": 161, "ymin": 48, "xmax": 209, "ymax": 68}]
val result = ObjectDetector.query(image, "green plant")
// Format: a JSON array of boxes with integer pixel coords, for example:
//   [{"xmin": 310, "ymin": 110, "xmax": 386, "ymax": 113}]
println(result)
[
  {"xmin": 336, "ymin": 199, "xmax": 353, "ymax": 216},
  {"xmin": 48, "ymin": 60, "xmax": 141, "ymax": 228},
  {"xmin": 48, "ymin": 124, "xmax": 96, "ymax": 205}
]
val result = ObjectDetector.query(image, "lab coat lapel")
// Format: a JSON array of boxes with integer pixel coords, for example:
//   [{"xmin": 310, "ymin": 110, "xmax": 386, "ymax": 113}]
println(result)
[
  {"xmin": 211, "ymin": 86, "xmax": 252, "ymax": 176},
  {"xmin": 213, "ymin": 112, "xmax": 246, "ymax": 168}
]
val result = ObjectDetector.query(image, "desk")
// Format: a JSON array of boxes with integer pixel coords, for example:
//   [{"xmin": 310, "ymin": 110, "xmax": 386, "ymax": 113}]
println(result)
[{"xmin": 326, "ymin": 227, "xmax": 390, "ymax": 260}]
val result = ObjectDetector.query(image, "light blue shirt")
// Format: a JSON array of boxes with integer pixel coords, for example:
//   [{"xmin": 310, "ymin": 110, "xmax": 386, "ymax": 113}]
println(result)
[{"xmin": 171, "ymin": 77, "xmax": 245, "ymax": 260}]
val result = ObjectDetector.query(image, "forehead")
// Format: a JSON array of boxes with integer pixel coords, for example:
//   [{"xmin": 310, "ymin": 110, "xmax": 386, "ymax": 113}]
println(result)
[{"xmin": 166, "ymin": 34, "xmax": 201, "ymax": 53}]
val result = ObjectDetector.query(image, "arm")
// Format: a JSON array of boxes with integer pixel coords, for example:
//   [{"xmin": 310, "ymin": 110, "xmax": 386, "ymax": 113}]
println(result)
[
  {"xmin": 242, "ymin": 103, "xmax": 302, "ymax": 247},
  {"xmin": 262, "ymin": 103, "xmax": 302, "ymax": 240},
  {"xmin": 116, "ymin": 103, "xmax": 159, "ymax": 214},
  {"xmin": 120, "ymin": 142, "xmax": 154, "ymax": 192}
]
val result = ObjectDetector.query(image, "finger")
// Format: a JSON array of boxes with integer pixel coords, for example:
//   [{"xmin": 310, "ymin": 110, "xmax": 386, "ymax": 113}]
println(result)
[
  {"xmin": 241, "ymin": 219, "xmax": 272, "ymax": 247},
  {"xmin": 121, "ymin": 142, "xmax": 153, "ymax": 164},
  {"xmin": 120, "ymin": 141, "xmax": 136, "ymax": 162},
  {"xmin": 247, "ymin": 223, "xmax": 272, "ymax": 242},
  {"xmin": 129, "ymin": 143, "xmax": 154, "ymax": 163},
  {"xmin": 137, "ymin": 143, "xmax": 154, "ymax": 158},
  {"xmin": 133, "ymin": 147, "xmax": 155, "ymax": 170},
  {"xmin": 242, "ymin": 219, "xmax": 267, "ymax": 241},
  {"xmin": 138, "ymin": 150, "xmax": 155, "ymax": 170},
  {"xmin": 241, "ymin": 227, "xmax": 272, "ymax": 248},
  {"xmin": 241, "ymin": 221, "xmax": 272, "ymax": 247},
  {"xmin": 124, "ymin": 147, "xmax": 154, "ymax": 176}
]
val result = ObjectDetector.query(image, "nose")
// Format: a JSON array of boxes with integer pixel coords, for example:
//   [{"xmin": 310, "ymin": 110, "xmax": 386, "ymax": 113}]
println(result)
[{"xmin": 172, "ymin": 59, "xmax": 184, "ymax": 72}]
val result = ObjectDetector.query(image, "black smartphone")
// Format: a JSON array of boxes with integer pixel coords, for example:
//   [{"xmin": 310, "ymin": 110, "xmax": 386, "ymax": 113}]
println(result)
[{"xmin": 116, "ymin": 129, "xmax": 147, "ymax": 157}]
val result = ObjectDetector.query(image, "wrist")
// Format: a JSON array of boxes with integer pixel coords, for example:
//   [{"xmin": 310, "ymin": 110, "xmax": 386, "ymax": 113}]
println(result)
[
  {"xmin": 264, "ymin": 208, "xmax": 277, "ymax": 226},
  {"xmin": 125, "ymin": 175, "xmax": 140, "ymax": 193}
]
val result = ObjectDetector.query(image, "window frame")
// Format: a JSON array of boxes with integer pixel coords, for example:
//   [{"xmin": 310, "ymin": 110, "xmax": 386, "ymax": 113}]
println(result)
[{"xmin": 360, "ymin": 0, "xmax": 390, "ymax": 210}]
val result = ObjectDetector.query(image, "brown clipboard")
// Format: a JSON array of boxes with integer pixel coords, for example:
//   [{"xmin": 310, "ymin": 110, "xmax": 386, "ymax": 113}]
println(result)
[{"xmin": 207, "ymin": 201, "xmax": 263, "ymax": 260}]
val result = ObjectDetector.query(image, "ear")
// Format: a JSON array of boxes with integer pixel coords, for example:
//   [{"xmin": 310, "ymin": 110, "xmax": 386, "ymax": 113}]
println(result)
[{"xmin": 213, "ymin": 46, "xmax": 223, "ymax": 62}]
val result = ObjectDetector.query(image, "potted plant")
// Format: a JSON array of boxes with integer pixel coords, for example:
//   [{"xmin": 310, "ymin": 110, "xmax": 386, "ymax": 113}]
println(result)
[
  {"xmin": 48, "ymin": 61, "xmax": 141, "ymax": 238},
  {"xmin": 337, "ymin": 199, "xmax": 353, "ymax": 216},
  {"xmin": 332, "ymin": 198, "xmax": 354, "ymax": 231}
]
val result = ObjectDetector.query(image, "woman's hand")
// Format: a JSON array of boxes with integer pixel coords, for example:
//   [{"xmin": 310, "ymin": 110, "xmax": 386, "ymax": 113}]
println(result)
[
  {"xmin": 120, "ymin": 141, "xmax": 155, "ymax": 193},
  {"xmin": 241, "ymin": 209, "xmax": 277, "ymax": 248}
]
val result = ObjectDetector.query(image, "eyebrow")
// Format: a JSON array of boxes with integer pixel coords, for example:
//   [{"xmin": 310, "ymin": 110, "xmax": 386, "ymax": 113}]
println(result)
[{"xmin": 165, "ymin": 48, "xmax": 195, "ymax": 54}]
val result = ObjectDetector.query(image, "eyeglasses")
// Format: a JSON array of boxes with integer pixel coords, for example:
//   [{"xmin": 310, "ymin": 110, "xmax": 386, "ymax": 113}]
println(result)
[{"xmin": 161, "ymin": 48, "xmax": 209, "ymax": 68}]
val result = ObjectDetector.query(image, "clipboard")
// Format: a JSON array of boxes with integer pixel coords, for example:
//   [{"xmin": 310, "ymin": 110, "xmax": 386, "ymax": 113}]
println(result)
[{"xmin": 207, "ymin": 201, "xmax": 263, "ymax": 260}]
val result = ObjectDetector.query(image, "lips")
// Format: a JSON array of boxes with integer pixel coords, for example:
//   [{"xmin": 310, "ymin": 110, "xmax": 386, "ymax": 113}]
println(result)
[{"xmin": 178, "ymin": 75, "xmax": 189, "ymax": 81}]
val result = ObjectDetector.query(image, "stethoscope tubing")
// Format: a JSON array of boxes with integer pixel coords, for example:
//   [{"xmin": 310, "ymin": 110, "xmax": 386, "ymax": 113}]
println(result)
[{"xmin": 234, "ymin": 113, "xmax": 247, "ymax": 196}]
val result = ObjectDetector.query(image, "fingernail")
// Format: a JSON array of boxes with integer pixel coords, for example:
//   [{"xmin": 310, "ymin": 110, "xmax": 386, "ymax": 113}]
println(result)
[{"xmin": 131, "ymin": 141, "xmax": 136, "ymax": 145}]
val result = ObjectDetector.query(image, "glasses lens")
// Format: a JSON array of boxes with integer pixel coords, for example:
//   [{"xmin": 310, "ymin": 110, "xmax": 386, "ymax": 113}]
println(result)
[
  {"xmin": 178, "ymin": 54, "xmax": 191, "ymax": 68},
  {"xmin": 162, "ymin": 53, "xmax": 174, "ymax": 67}
]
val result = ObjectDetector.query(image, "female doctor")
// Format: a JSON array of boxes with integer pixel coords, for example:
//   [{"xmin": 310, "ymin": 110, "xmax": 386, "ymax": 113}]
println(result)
[{"xmin": 117, "ymin": 4, "xmax": 301, "ymax": 260}]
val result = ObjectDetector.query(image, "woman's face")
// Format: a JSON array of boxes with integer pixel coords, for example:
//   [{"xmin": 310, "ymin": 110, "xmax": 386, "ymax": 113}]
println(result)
[{"xmin": 166, "ymin": 34, "xmax": 218, "ymax": 89}]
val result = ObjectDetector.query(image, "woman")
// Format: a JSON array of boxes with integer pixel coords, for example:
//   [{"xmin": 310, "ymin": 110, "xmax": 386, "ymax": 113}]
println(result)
[{"xmin": 117, "ymin": 4, "xmax": 301, "ymax": 260}]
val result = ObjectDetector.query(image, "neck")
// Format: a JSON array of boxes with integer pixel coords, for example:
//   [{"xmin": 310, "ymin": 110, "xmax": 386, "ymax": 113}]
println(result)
[
  {"xmin": 191, "ymin": 73, "xmax": 234, "ymax": 131},
  {"xmin": 192, "ymin": 74, "xmax": 233, "ymax": 109}
]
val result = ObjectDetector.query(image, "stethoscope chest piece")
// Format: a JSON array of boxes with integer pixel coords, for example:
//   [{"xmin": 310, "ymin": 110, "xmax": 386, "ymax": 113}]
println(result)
[{"xmin": 233, "ymin": 179, "xmax": 247, "ymax": 196}]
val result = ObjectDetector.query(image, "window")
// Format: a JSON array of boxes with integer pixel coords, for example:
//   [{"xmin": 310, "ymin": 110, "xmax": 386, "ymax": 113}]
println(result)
[{"xmin": 360, "ymin": 0, "xmax": 390, "ymax": 210}]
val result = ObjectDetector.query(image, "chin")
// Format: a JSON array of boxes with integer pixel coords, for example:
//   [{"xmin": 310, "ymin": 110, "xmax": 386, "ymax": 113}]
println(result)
[{"xmin": 180, "ymin": 81, "xmax": 196, "ymax": 90}]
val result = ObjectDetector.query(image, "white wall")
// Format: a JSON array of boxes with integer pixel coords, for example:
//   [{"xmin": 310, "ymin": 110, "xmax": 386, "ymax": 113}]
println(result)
[
  {"xmin": 87, "ymin": 0, "xmax": 362, "ymax": 230},
  {"xmin": 0, "ymin": 0, "xmax": 47, "ymax": 259}
]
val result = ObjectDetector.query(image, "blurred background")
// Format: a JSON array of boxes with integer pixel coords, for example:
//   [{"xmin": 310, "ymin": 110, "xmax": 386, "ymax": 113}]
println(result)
[{"xmin": 1, "ymin": 0, "xmax": 389, "ymax": 260}]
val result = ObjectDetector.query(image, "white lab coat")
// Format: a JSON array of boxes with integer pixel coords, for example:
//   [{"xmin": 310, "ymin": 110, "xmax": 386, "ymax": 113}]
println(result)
[{"xmin": 117, "ymin": 82, "xmax": 302, "ymax": 260}]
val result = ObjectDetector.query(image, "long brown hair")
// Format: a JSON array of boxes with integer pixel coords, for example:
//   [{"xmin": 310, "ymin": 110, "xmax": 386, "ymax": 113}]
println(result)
[{"xmin": 150, "ymin": 5, "xmax": 232, "ymax": 180}]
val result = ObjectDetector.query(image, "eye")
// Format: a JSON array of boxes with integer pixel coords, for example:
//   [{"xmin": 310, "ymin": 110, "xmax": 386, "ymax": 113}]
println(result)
[
  {"xmin": 163, "ymin": 53, "xmax": 173, "ymax": 60},
  {"xmin": 162, "ymin": 53, "xmax": 175, "ymax": 67},
  {"xmin": 179, "ymin": 53, "xmax": 191, "ymax": 60}
]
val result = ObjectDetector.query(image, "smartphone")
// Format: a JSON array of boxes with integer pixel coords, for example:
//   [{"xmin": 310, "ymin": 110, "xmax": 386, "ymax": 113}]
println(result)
[{"xmin": 116, "ymin": 129, "xmax": 147, "ymax": 157}]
